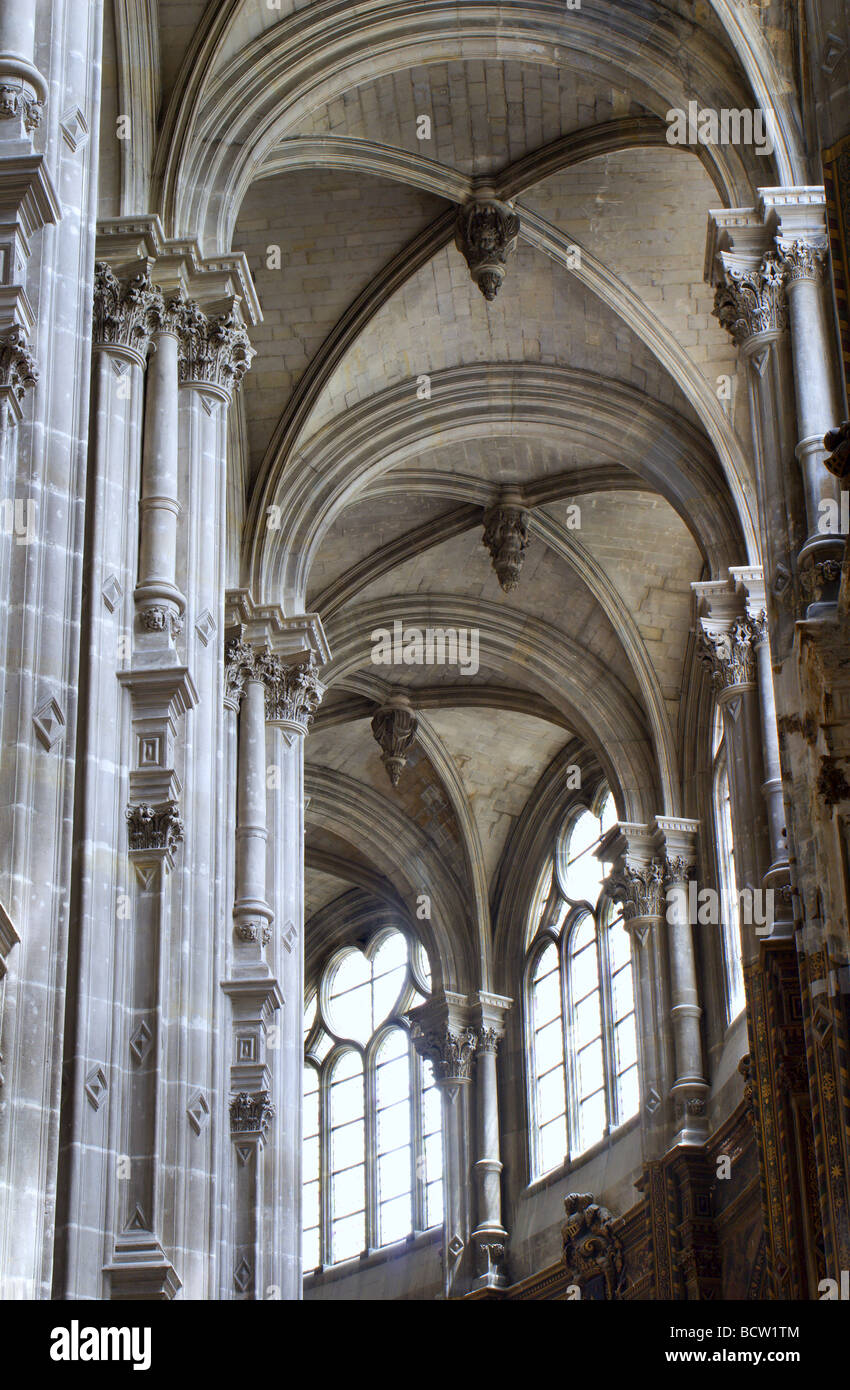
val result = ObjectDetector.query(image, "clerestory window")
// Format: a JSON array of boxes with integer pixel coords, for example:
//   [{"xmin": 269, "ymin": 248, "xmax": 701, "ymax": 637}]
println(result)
[
  {"xmin": 525, "ymin": 791, "xmax": 638, "ymax": 1177},
  {"xmin": 303, "ymin": 927, "xmax": 442, "ymax": 1270}
]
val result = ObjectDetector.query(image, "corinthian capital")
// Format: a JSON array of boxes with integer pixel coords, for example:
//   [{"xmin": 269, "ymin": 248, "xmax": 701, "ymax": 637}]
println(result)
[
  {"xmin": 178, "ymin": 302, "xmax": 255, "ymax": 394},
  {"xmin": 223, "ymin": 634, "xmax": 257, "ymax": 707},
  {"xmin": 0, "ymin": 325, "xmax": 37, "ymax": 414},
  {"xmin": 621, "ymin": 860, "xmax": 666, "ymax": 919},
  {"xmin": 713, "ymin": 254, "xmax": 787, "ymax": 343},
  {"xmin": 455, "ymin": 199, "xmax": 520, "ymax": 301},
  {"xmin": 776, "ymin": 238, "xmax": 827, "ymax": 283},
  {"xmin": 412, "ymin": 1025, "xmax": 478, "ymax": 1083},
  {"xmin": 698, "ymin": 615, "xmax": 765, "ymax": 688},
  {"xmin": 259, "ymin": 651, "xmax": 325, "ymax": 730},
  {"xmin": 224, "ymin": 634, "xmax": 325, "ymax": 730},
  {"xmin": 371, "ymin": 695, "xmax": 418, "ymax": 786},
  {"xmin": 93, "ymin": 262, "xmax": 163, "ymax": 358},
  {"xmin": 150, "ymin": 290, "xmax": 188, "ymax": 338}
]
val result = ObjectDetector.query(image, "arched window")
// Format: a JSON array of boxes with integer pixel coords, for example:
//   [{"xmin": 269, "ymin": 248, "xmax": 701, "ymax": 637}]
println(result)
[
  {"xmin": 525, "ymin": 791, "xmax": 638, "ymax": 1177},
  {"xmin": 303, "ymin": 929, "xmax": 441, "ymax": 1269},
  {"xmin": 713, "ymin": 704, "xmax": 744, "ymax": 1018}
]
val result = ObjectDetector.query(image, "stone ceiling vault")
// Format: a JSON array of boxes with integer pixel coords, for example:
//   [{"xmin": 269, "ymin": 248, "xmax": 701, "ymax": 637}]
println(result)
[{"xmin": 114, "ymin": 0, "xmax": 801, "ymax": 988}]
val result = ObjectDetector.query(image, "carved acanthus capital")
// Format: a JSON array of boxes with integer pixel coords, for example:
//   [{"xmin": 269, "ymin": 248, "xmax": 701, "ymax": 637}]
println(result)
[
  {"xmin": 663, "ymin": 855, "xmax": 695, "ymax": 886},
  {"xmin": 621, "ymin": 860, "xmax": 666, "ymax": 919},
  {"xmin": 0, "ymin": 325, "xmax": 37, "ymax": 409},
  {"xmin": 777, "ymin": 238, "xmax": 828, "ymax": 283},
  {"xmin": 698, "ymin": 615, "xmax": 765, "ymax": 689},
  {"xmin": 412, "ymin": 1024, "xmax": 478, "ymax": 1083},
  {"xmin": 92, "ymin": 262, "xmax": 163, "ymax": 358},
  {"xmin": 371, "ymin": 696, "xmax": 418, "ymax": 786},
  {"xmin": 150, "ymin": 290, "xmax": 187, "ymax": 338},
  {"xmin": 713, "ymin": 255, "xmax": 787, "ymax": 344},
  {"xmin": 562, "ymin": 1193, "xmax": 626, "ymax": 1300},
  {"xmin": 455, "ymin": 199, "xmax": 520, "ymax": 301},
  {"xmin": 482, "ymin": 501, "xmax": 530, "ymax": 592},
  {"xmin": 126, "ymin": 801, "xmax": 184, "ymax": 855},
  {"xmin": 477, "ymin": 1026, "xmax": 501, "ymax": 1054},
  {"xmin": 224, "ymin": 634, "xmax": 256, "ymax": 707},
  {"xmin": 260, "ymin": 651, "xmax": 325, "ymax": 730},
  {"xmin": 229, "ymin": 1090, "xmax": 275, "ymax": 1138},
  {"xmin": 178, "ymin": 302, "xmax": 255, "ymax": 393}
]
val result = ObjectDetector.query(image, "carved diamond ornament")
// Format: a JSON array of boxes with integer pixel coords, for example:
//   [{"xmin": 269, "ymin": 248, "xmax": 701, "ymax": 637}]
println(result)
[
  {"xmin": 129, "ymin": 1019, "xmax": 153, "ymax": 1065},
  {"xmin": 84, "ymin": 1065, "xmax": 108, "ymax": 1111},
  {"xmin": 32, "ymin": 695, "xmax": 65, "ymax": 751},
  {"xmin": 187, "ymin": 1089, "xmax": 210, "ymax": 1135},
  {"xmin": 101, "ymin": 573, "xmax": 123, "ymax": 612},
  {"xmin": 195, "ymin": 608, "xmax": 216, "ymax": 647}
]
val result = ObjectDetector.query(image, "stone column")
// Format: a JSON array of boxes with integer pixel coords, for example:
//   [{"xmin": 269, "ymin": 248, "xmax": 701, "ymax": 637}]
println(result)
[
  {"xmin": 222, "ymin": 612, "xmax": 329, "ymax": 1299},
  {"xmin": 161, "ymin": 301, "xmax": 254, "ymax": 1296},
  {"xmin": 408, "ymin": 991, "xmax": 477, "ymax": 1299},
  {"xmin": 222, "ymin": 632, "xmax": 282, "ymax": 1299},
  {"xmin": 134, "ymin": 292, "xmax": 186, "ymax": 646},
  {"xmin": 763, "ymin": 191, "xmax": 844, "ymax": 614},
  {"xmin": 729, "ymin": 566, "xmax": 795, "ymax": 934},
  {"xmin": 601, "ymin": 825, "xmax": 673, "ymax": 1156},
  {"xmin": 56, "ymin": 262, "xmax": 161, "ymax": 1299},
  {"xmin": 0, "ymin": 0, "xmax": 103, "ymax": 1300},
  {"xmin": 693, "ymin": 579, "xmax": 772, "ymax": 963},
  {"xmin": 99, "ymin": 263, "xmax": 199, "ymax": 1299},
  {"xmin": 469, "ymin": 992, "xmax": 511, "ymax": 1289},
  {"xmin": 262, "ymin": 623, "xmax": 326, "ymax": 1300},
  {"xmin": 708, "ymin": 210, "xmax": 802, "ymax": 655},
  {"xmin": 707, "ymin": 195, "xmax": 848, "ymax": 1293},
  {"xmin": 655, "ymin": 818, "xmax": 709, "ymax": 1145}
]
